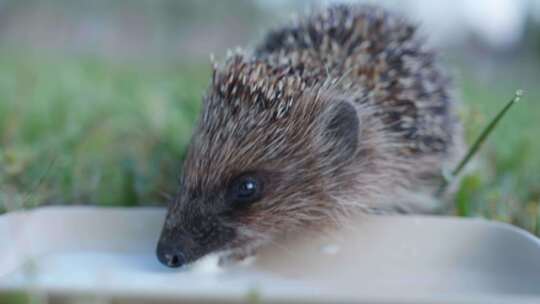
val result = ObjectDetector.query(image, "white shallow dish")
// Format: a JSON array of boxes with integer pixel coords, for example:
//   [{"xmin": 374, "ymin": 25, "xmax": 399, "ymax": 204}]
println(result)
[{"xmin": 0, "ymin": 206, "xmax": 540, "ymax": 304}]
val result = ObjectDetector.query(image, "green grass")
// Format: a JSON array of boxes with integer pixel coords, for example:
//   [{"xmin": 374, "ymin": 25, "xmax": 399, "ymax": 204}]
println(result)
[
  {"xmin": 0, "ymin": 54, "xmax": 207, "ymax": 209},
  {"xmin": 0, "ymin": 53, "xmax": 538, "ymax": 235},
  {"xmin": 456, "ymin": 77, "xmax": 540, "ymax": 235}
]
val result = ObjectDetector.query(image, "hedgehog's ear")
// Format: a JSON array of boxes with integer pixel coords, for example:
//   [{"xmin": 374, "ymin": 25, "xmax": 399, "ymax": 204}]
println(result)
[{"xmin": 323, "ymin": 101, "xmax": 359, "ymax": 162}]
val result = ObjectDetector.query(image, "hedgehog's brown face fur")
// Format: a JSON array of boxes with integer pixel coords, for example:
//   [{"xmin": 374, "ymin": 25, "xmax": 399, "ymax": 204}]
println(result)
[{"xmin": 156, "ymin": 56, "xmax": 374, "ymax": 267}]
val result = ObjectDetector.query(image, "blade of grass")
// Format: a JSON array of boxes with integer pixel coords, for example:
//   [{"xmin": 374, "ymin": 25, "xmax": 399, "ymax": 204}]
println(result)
[{"xmin": 437, "ymin": 89, "xmax": 523, "ymax": 197}]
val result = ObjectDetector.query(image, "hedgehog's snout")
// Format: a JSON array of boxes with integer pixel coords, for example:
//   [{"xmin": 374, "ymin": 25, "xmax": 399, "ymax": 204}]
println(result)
[
  {"xmin": 156, "ymin": 220, "xmax": 193, "ymax": 268},
  {"xmin": 156, "ymin": 206, "xmax": 237, "ymax": 268},
  {"xmin": 156, "ymin": 241, "xmax": 187, "ymax": 268}
]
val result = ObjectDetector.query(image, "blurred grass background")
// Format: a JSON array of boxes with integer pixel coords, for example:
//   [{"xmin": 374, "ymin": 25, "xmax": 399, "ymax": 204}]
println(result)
[{"xmin": 0, "ymin": 0, "xmax": 539, "ymax": 236}]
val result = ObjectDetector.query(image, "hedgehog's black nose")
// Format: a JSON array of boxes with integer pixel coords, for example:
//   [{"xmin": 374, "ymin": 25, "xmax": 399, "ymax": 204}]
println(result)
[{"xmin": 156, "ymin": 243, "xmax": 187, "ymax": 268}]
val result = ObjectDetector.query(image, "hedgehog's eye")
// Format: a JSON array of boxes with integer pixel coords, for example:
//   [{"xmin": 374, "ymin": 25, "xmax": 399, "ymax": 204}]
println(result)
[{"xmin": 227, "ymin": 173, "xmax": 264, "ymax": 208}]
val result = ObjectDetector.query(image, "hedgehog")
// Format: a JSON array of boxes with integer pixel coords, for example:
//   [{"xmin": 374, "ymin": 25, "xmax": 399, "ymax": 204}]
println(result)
[{"xmin": 156, "ymin": 4, "xmax": 464, "ymax": 268}]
